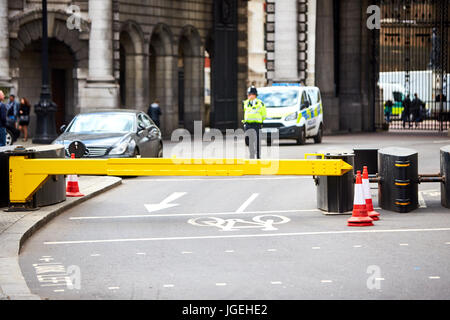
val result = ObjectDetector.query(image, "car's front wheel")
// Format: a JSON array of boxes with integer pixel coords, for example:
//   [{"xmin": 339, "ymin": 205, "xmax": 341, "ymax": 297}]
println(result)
[
  {"xmin": 5, "ymin": 129, "xmax": 13, "ymax": 146},
  {"xmin": 313, "ymin": 124, "xmax": 323, "ymax": 144},
  {"xmin": 296, "ymin": 126, "xmax": 306, "ymax": 145},
  {"xmin": 157, "ymin": 143, "xmax": 163, "ymax": 158},
  {"xmin": 133, "ymin": 147, "xmax": 141, "ymax": 158}
]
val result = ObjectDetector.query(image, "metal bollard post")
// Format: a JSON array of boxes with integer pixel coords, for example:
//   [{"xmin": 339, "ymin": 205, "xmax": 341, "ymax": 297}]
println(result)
[
  {"xmin": 441, "ymin": 145, "xmax": 450, "ymax": 208},
  {"xmin": 378, "ymin": 147, "xmax": 419, "ymax": 213},
  {"xmin": 316, "ymin": 150, "xmax": 355, "ymax": 214}
]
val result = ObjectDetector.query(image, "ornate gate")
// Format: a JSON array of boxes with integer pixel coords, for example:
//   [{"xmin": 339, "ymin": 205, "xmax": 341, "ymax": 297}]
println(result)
[{"xmin": 376, "ymin": 0, "xmax": 449, "ymax": 131}]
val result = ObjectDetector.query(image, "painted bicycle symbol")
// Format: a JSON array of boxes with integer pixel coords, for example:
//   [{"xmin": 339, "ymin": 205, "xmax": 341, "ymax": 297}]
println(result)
[{"xmin": 188, "ymin": 215, "xmax": 290, "ymax": 232}]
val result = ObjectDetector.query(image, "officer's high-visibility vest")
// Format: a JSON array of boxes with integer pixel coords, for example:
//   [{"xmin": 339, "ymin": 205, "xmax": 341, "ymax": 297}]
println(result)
[{"xmin": 243, "ymin": 99, "xmax": 267, "ymax": 123}]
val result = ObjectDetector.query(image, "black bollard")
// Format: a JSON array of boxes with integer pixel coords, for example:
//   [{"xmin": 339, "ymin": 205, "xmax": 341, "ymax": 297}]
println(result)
[
  {"xmin": 316, "ymin": 150, "xmax": 355, "ymax": 214},
  {"xmin": 378, "ymin": 147, "xmax": 418, "ymax": 213}
]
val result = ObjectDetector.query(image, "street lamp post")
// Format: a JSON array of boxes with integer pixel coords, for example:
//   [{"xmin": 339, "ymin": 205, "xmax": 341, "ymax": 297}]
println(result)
[{"xmin": 32, "ymin": 0, "xmax": 58, "ymax": 144}]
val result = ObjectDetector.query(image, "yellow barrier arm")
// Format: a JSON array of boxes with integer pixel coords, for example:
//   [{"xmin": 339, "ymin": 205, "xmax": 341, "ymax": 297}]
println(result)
[{"xmin": 9, "ymin": 156, "xmax": 353, "ymax": 203}]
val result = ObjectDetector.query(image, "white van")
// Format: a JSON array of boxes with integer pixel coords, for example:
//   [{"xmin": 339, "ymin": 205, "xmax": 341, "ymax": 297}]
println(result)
[{"xmin": 257, "ymin": 83, "xmax": 324, "ymax": 145}]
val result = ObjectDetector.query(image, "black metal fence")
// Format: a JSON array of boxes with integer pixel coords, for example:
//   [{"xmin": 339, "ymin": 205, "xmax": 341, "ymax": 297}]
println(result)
[{"xmin": 376, "ymin": 0, "xmax": 449, "ymax": 131}]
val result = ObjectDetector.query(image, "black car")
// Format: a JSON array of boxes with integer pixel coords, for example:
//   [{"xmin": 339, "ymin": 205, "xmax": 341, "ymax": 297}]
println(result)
[{"xmin": 52, "ymin": 110, "xmax": 163, "ymax": 158}]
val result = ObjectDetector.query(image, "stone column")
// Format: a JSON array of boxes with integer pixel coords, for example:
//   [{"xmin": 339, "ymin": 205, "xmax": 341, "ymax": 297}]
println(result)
[
  {"xmin": 274, "ymin": 0, "xmax": 298, "ymax": 81},
  {"xmin": 339, "ymin": 0, "xmax": 362, "ymax": 132},
  {"xmin": 134, "ymin": 53, "xmax": 147, "ymax": 111},
  {"xmin": 88, "ymin": 0, "xmax": 114, "ymax": 81},
  {"xmin": 306, "ymin": 0, "xmax": 317, "ymax": 86},
  {"xmin": 81, "ymin": 0, "xmax": 119, "ymax": 110},
  {"xmin": 0, "ymin": 0, "xmax": 11, "ymax": 87},
  {"xmin": 315, "ymin": 0, "xmax": 339, "ymax": 133}
]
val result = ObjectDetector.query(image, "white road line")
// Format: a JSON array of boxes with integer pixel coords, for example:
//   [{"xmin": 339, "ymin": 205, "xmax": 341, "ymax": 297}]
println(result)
[
  {"xmin": 43, "ymin": 227, "xmax": 450, "ymax": 245},
  {"xmin": 90, "ymin": 254, "xmax": 101, "ymax": 257},
  {"xmin": 236, "ymin": 193, "xmax": 259, "ymax": 213},
  {"xmin": 136, "ymin": 252, "xmax": 146, "ymax": 255},
  {"xmin": 312, "ymin": 247, "xmax": 321, "ymax": 250},
  {"xmin": 375, "ymin": 278, "xmax": 385, "ymax": 281},
  {"xmin": 429, "ymin": 276, "xmax": 441, "ymax": 279},
  {"xmin": 181, "ymin": 251, "xmax": 193, "ymax": 254},
  {"xmin": 399, "ymin": 243, "xmax": 409, "ymax": 246},
  {"xmin": 163, "ymin": 284, "xmax": 174, "ymax": 288},
  {"xmin": 108, "ymin": 287, "xmax": 120, "ymax": 290},
  {"xmin": 225, "ymin": 250, "xmax": 235, "ymax": 253},
  {"xmin": 321, "ymin": 280, "xmax": 333, "ymax": 283},
  {"xmin": 271, "ymin": 281, "xmax": 282, "ymax": 285},
  {"xmin": 69, "ymin": 208, "xmax": 320, "ymax": 220},
  {"xmin": 267, "ymin": 249, "xmax": 277, "ymax": 252},
  {"xmin": 353, "ymin": 245, "xmax": 362, "ymax": 248},
  {"xmin": 53, "ymin": 289, "xmax": 65, "ymax": 292},
  {"xmin": 215, "ymin": 283, "xmax": 227, "ymax": 286}
]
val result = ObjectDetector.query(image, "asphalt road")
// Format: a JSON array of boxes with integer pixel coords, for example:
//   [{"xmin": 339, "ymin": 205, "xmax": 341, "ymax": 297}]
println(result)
[{"xmin": 18, "ymin": 133, "xmax": 450, "ymax": 300}]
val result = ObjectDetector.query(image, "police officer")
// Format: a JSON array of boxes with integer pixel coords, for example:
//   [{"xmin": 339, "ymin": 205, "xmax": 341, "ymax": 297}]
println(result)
[{"xmin": 243, "ymin": 86, "xmax": 266, "ymax": 159}]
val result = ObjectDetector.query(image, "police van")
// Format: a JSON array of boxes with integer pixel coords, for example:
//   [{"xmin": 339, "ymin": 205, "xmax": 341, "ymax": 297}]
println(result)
[{"xmin": 257, "ymin": 83, "xmax": 324, "ymax": 145}]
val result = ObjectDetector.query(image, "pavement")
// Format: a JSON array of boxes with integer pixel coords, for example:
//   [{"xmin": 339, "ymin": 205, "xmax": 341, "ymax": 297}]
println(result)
[
  {"xmin": 4, "ymin": 131, "xmax": 449, "ymax": 300},
  {"xmin": 0, "ymin": 175, "xmax": 122, "ymax": 300}
]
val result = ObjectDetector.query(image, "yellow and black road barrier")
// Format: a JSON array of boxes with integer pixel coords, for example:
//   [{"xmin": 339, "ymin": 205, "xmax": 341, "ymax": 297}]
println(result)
[{"xmin": 8, "ymin": 152, "xmax": 353, "ymax": 204}]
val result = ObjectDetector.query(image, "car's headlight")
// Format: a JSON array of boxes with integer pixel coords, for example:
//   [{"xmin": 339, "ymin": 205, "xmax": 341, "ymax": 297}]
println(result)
[
  {"xmin": 285, "ymin": 112, "xmax": 298, "ymax": 122},
  {"xmin": 109, "ymin": 140, "xmax": 132, "ymax": 155}
]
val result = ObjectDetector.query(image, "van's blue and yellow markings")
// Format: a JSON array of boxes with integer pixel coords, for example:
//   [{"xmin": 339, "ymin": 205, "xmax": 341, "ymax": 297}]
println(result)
[{"xmin": 272, "ymin": 83, "xmax": 302, "ymax": 87}]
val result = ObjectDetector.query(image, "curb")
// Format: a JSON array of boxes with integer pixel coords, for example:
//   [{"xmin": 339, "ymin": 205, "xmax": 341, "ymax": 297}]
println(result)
[{"xmin": 0, "ymin": 176, "xmax": 122, "ymax": 300}]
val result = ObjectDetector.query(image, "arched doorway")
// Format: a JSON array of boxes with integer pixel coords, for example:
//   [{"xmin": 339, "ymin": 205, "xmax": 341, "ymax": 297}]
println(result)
[
  {"xmin": 17, "ymin": 39, "xmax": 75, "ymax": 133},
  {"xmin": 9, "ymin": 13, "xmax": 89, "ymax": 136},
  {"xmin": 178, "ymin": 26, "xmax": 204, "ymax": 133}
]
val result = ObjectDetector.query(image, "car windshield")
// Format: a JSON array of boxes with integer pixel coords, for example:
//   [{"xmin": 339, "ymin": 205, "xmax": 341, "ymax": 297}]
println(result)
[
  {"xmin": 257, "ymin": 89, "xmax": 299, "ymax": 108},
  {"xmin": 68, "ymin": 113, "xmax": 135, "ymax": 133}
]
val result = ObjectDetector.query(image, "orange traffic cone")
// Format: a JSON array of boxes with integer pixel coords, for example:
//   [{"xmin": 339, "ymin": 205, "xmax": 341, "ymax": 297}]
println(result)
[
  {"xmin": 66, "ymin": 154, "xmax": 84, "ymax": 197},
  {"xmin": 362, "ymin": 166, "xmax": 380, "ymax": 221},
  {"xmin": 348, "ymin": 170, "xmax": 373, "ymax": 227}
]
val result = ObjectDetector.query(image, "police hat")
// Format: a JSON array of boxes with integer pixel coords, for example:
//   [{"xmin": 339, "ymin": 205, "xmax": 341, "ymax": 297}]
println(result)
[{"xmin": 247, "ymin": 86, "xmax": 258, "ymax": 96}]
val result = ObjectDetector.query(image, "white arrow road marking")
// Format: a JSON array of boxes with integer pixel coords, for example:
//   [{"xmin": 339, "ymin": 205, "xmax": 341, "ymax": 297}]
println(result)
[
  {"xmin": 236, "ymin": 193, "xmax": 259, "ymax": 213},
  {"xmin": 144, "ymin": 192, "xmax": 187, "ymax": 213}
]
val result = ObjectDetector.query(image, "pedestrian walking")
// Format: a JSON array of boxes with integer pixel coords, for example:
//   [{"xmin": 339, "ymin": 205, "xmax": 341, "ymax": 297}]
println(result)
[
  {"xmin": 0, "ymin": 90, "xmax": 7, "ymax": 147},
  {"xmin": 384, "ymin": 99, "xmax": 393, "ymax": 124},
  {"xmin": 411, "ymin": 93, "xmax": 424, "ymax": 127},
  {"xmin": 242, "ymin": 86, "xmax": 266, "ymax": 159},
  {"xmin": 147, "ymin": 99, "xmax": 162, "ymax": 128},
  {"xmin": 402, "ymin": 94, "xmax": 411, "ymax": 128},
  {"xmin": 6, "ymin": 94, "xmax": 19, "ymax": 129},
  {"xmin": 18, "ymin": 97, "xmax": 31, "ymax": 142}
]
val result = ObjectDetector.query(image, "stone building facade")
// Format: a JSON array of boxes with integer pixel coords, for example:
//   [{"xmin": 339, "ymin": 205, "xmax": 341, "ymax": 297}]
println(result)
[{"xmin": 0, "ymin": 0, "xmax": 249, "ymax": 138}]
